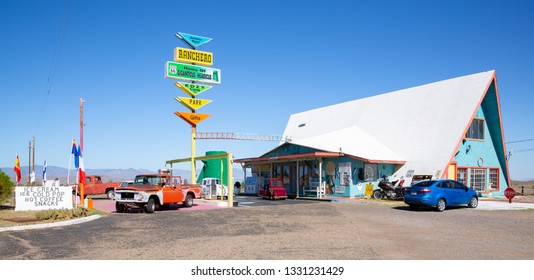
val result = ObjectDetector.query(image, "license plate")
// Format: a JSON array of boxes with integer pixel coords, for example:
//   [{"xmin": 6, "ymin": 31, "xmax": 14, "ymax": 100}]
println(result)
[{"xmin": 411, "ymin": 192, "xmax": 417, "ymax": 196}]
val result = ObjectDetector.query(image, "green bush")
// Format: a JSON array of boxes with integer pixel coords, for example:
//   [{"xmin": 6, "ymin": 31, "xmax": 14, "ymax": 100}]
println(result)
[
  {"xmin": 0, "ymin": 170, "xmax": 15, "ymax": 204},
  {"xmin": 35, "ymin": 208, "xmax": 88, "ymax": 221}
]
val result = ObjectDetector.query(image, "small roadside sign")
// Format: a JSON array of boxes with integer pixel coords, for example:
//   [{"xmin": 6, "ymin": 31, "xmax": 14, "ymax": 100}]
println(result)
[
  {"xmin": 175, "ymin": 112, "xmax": 211, "ymax": 126},
  {"xmin": 174, "ymin": 82, "xmax": 213, "ymax": 97},
  {"xmin": 175, "ymin": 32, "xmax": 212, "ymax": 49},
  {"xmin": 165, "ymin": 61, "xmax": 221, "ymax": 84},
  {"xmin": 175, "ymin": 97, "xmax": 212, "ymax": 111},
  {"xmin": 174, "ymin": 47, "xmax": 213, "ymax": 66}
]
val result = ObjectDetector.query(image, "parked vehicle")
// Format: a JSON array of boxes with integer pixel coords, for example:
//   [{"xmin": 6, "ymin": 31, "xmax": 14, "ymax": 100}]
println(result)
[
  {"xmin": 259, "ymin": 178, "xmax": 287, "ymax": 200},
  {"xmin": 373, "ymin": 176, "xmax": 407, "ymax": 200},
  {"xmin": 403, "ymin": 179, "xmax": 478, "ymax": 212},
  {"xmin": 114, "ymin": 173, "xmax": 202, "ymax": 213},
  {"xmin": 72, "ymin": 175, "xmax": 121, "ymax": 199},
  {"xmin": 200, "ymin": 178, "xmax": 228, "ymax": 199},
  {"xmin": 118, "ymin": 181, "xmax": 134, "ymax": 188}
]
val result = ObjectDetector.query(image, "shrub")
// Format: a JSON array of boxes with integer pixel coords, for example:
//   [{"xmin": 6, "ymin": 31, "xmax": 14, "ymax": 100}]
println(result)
[
  {"xmin": 35, "ymin": 207, "xmax": 88, "ymax": 221},
  {"xmin": 0, "ymin": 170, "xmax": 15, "ymax": 204}
]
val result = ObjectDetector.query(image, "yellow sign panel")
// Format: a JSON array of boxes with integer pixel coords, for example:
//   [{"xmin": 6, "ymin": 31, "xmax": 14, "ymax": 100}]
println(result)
[
  {"xmin": 365, "ymin": 183, "xmax": 374, "ymax": 197},
  {"xmin": 175, "ymin": 97, "xmax": 212, "ymax": 111},
  {"xmin": 174, "ymin": 47, "xmax": 213, "ymax": 66},
  {"xmin": 175, "ymin": 112, "xmax": 211, "ymax": 126}
]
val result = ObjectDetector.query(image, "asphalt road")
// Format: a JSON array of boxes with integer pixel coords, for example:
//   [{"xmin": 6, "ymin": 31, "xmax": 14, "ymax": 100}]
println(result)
[{"xmin": 1, "ymin": 199, "xmax": 533, "ymax": 260}]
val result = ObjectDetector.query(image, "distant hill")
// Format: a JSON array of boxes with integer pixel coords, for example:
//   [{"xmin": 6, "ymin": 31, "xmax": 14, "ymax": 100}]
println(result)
[{"xmin": 1, "ymin": 165, "xmax": 245, "ymax": 185}]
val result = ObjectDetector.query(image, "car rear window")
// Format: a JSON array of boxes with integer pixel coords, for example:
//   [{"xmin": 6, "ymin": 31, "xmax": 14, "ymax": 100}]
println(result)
[{"xmin": 412, "ymin": 180, "xmax": 436, "ymax": 188}]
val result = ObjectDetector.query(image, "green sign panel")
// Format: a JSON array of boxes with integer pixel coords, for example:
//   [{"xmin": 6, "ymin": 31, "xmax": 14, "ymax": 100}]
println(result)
[
  {"xmin": 175, "ymin": 82, "xmax": 213, "ymax": 97},
  {"xmin": 165, "ymin": 61, "xmax": 221, "ymax": 84}
]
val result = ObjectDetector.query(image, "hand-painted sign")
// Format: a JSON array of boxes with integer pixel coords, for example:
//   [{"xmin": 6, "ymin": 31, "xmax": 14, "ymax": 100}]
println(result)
[
  {"xmin": 175, "ymin": 112, "xmax": 211, "ymax": 126},
  {"xmin": 175, "ymin": 97, "xmax": 212, "ymax": 111},
  {"xmin": 165, "ymin": 61, "xmax": 221, "ymax": 84},
  {"xmin": 174, "ymin": 47, "xmax": 213, "ymax": 66},
  {"xmin": 174, "ymin": 82, "xmax": 213, "ymax": 97},
  {"xmin": 175, "ymin": 32, "xmax": 212, "ymax": 48}
]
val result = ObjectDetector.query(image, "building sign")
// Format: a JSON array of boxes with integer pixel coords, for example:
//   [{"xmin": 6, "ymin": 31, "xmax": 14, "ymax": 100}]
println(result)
[
  {"xmin": 165, "ymin": 61, "xmax": 221, "ymax": 84},
  {"xmin": 175, "ymin": 96, "xmax": 212, "ymax": 111},
  {"xmin": 339, "ymin": 162, "xmax": 351, "ymax": 186},
  {"xmin": 15, "ymin": 186, "xmax": 73, "ymax": 211},
  {"xmin": 175, "ymin": 112, "xmax": 211, "ymax": 126},
  {"xmin": 174, "ymin": 82, "xmax": 212, "ymax": 97},
  {"xmin": 175, "ymin": 32, "xmax": 212, "ymax": 48},
  {"xmin": 174, "ymin": 47, "xmax": 213, "ymax": 66}
]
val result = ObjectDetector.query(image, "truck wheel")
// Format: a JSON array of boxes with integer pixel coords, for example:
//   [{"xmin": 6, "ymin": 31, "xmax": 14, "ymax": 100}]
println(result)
[
  {"xmin": 115, "ymin": 202, "xmax": 125, "ymax": 213},
  {"xmin": 146, "ymin": 198, "xmax": 156, "ymax": 213},
  {"xmin": 106, "ymin": 189, "xmax": 115, "ymax": 200},
  {"xmin": 183, "ymin": 193, "xmax": 194, "ymax": 208}
]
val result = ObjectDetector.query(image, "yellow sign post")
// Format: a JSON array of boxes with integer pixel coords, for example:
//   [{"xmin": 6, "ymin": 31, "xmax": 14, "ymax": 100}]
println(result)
[{"xmin": 175, "ymin": 96, "xmax": 212, "ymax": 111}]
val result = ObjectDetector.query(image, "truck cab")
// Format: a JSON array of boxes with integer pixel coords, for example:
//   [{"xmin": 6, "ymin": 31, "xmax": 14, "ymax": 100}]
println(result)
[
  {"xmin": 200, "ymin": 178, "xmax": 228, "ymax": 199},
  {"xmin": 258, "ymin": 178, "xmax": 287, "ymax": 200}
]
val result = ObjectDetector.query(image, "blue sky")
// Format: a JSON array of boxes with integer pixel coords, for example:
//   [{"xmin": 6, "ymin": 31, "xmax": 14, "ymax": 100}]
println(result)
[{"xmin": 1, "ymin": 0, "xmax": 533, "ymax": 180}]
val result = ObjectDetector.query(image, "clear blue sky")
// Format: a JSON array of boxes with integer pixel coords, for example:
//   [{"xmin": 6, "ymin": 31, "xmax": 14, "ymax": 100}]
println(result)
[{"xmin": 1, "ymin": 0, "xmax": 533, "ymax": 180}]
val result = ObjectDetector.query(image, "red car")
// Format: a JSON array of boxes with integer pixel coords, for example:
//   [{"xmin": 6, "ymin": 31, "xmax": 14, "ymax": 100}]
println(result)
[{"xmin": 258, "ymin": 178, "xmax": 287, "ymax": 200}]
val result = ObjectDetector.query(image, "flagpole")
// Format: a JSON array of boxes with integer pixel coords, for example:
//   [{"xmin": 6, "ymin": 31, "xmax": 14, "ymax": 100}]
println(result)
[{"xmin": 67, "ymin": 152, "xmax": 72, "ymax": 185}]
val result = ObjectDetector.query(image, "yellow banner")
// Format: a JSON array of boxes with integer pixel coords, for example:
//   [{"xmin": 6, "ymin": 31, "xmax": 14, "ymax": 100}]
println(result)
[
  {"xmin": 174, "ymin": 47, "xmax": 213, "ymax": 66},
  {"xmin": 175, "ymin": 97, "xmax": 212, "ymax": 111}
]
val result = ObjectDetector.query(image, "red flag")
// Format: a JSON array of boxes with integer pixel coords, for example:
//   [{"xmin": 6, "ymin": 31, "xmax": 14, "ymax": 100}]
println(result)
[
  {"xmin": 78, "ymin": 154, "xmax": 86, "ymax": 184},
  {"xmin": 14, "ymin": 155, "xmax": 21, "ymax": 183}
]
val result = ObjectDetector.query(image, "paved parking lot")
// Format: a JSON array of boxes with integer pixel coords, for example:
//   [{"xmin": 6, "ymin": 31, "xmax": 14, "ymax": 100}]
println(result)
[{"xmin": 1, "ymin": 196, "xmax": 534, "ymax": 260}]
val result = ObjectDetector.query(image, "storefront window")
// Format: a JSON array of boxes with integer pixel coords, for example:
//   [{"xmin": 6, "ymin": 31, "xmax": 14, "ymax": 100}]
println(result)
[
  {"xmin": 457, "ymin": 168, "xmax": 467, "ymax": 185},
  {"xmin": 273, "ymin": 166, "xmax": 282, "ymax": 180},
  {"xmin": 489, "ymin": 169, "xmax": 499, "ymax": 190},
  {"xmin": 364, "ymin": 163, "xmax": 378, "ymax": 181},
  {"xmin": 470, "ymin": 168, "xmax": 487, "ymax": 192},
  {"xmin": 299, "ymin": 166, "xmax": 309, "ymax": 186},
  {"xmin": 283, "ymin": 166, "xmax": 290, "ymax": 185}
]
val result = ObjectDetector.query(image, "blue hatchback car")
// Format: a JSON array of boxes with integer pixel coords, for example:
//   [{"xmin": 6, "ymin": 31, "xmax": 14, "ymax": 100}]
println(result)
[{"xmin": 403, "ymin": 179, "xmax": 478, "ymax": 212}]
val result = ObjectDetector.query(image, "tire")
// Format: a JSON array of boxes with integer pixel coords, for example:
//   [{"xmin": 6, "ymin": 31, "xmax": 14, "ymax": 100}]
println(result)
[
  {"xmin": 115, "ymin": 202, "xmax": 125, "ymax": 213},
  {"xmin": 372, "ymin": 190, "xmax": 384, "ymax": 200},
  {"xmin": 106, "ymin": 189, "xmax": 115, "ymax": 200},
  {"xmin": 408, "ymin": 204, "xmax": 419, "ymax": 210},
  {"xmin": 436, "ymin": 198, "xmax": 446, "ymax": 212},
  {"xmin": 146, "ymin": 197, "xmax": 156, "ymax": 213},
  {"xmin": 468, "ymin": 196, "xmax": 478, "ymax": 208},
  {"xmin": 183, "ymin": 193, "xmax": 193, "ymax": 208}
]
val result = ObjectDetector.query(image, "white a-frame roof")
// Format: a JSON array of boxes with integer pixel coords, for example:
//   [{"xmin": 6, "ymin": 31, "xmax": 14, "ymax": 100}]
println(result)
[{"xmin": 282, "ymin": 70, "xmax": 500, "ymax": 178}]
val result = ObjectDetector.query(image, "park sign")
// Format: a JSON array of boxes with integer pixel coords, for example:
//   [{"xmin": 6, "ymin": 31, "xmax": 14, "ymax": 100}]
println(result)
[
  {"xmin": 165, "ymin": 61, "xmax": 221, "ymax": 84},
  {"xmin": 175, "ymin": 32, "xmax": 212, "ymax": 49},
  {"xmin": 175, "ymin": 47, "xmax": 213, "ymax": 66},
  {"xmin": 175, "ymin": 96, "xmax": 212, "ymax": 111},
  {"xmin": 175, "ymin": 112, "xmax": 211, "ymax": 126},
  {"xmin": 174, "ymin": 82, "xmax": 212, "ymax": 97}
]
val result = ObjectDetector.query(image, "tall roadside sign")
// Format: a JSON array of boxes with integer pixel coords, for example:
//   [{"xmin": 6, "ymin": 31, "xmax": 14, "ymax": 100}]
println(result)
[{"xmin": 165, "ymin": 32, "xmax": 220, "ymax": 186}]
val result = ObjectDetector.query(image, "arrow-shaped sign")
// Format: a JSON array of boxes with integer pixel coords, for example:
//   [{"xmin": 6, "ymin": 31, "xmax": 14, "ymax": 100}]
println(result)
[
  {"xmin": 175, "ymin": 112, "xmax": 211, "ymax": 126},
  {"xmin": 175, "ymin": 97, "xmax": 212, "ymax": 111},
  {"xmin": 175, "ymin": 32, "xmax": 212, "ymax": 49},
  {"xmin": 174, "ymin": 82, "xmax": 212, "ymax": 97}
]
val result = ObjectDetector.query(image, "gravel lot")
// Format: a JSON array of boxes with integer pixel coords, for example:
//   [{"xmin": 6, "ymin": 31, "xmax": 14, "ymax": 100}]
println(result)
[{"xmin": 1, "ymin": 199, "xmax": 533, "ymax": 260}]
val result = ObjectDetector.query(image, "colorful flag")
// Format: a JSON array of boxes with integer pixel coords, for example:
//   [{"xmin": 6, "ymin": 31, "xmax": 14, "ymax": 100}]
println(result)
[
  {"xmin": 71, "ymin": 139, "xmax": 77, "ymax": 155},
  {"xmin": 42, "ymin": 160, "xmax": 47, "ymax": 183},
  {"xmin": 74, "ymin": 144, "xmax": 80, "ymax": 168},
  {"xmin": 78, "ymin": 153, "xmax": 86, "ymax": 184},
  {"xmin": 14, "ymin": 155, "xmax": 21, "ymax": 183}
]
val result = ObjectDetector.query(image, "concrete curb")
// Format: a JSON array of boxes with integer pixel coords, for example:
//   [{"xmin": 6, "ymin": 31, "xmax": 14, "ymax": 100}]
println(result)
[{"xmin": 0, "ymin": 215, "xmax": 101, "ymax": 233}]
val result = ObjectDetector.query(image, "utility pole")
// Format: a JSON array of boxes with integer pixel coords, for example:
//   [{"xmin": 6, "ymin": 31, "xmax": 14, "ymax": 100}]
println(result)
[
  {"xmin": 28, "ymin": 140, "xmax": 31, "ymax": 184},
  {"xmin": 80, "ymin": 98, "xmax": 85, "ymax": 153},
  {"xmin": 32, "ymin": 136, "xmax": 35, "ymax": 182}
]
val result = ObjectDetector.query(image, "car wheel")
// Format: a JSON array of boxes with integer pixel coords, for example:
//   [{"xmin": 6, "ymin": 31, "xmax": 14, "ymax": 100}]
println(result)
[
  {"xmin": 436, "ymin": 198, "xmax": 446, "ymax": 212},
  {"xmin": 183, "ymin": 193, "xmax": 194, "ymax": 208},
  {"xmin": 408, "ymin": 204, "xmax": 419, "ymax": 210},
  {"xmin": 146, "ymin": 197, "xmax": 156, "ymax": 213},
  {"xmin": 115, "ymin": 202, "xmax": 125, "ymax": 213},
  {"xmin": 468, "ymin": 196, "xmax": 478, "ymax": 208},
  {"xmin": 372, "ymin": 190, "xmax": 384, "ymax": 200},
  {"xmin": 106, "ymin": 189, "xmax": 115, "ymax": 200}
]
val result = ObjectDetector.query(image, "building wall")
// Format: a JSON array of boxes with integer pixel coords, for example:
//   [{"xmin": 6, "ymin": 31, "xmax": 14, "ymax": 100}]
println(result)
[{"xmin": 452, "ymin": 106, "xmax": 508, "ymax": 196}]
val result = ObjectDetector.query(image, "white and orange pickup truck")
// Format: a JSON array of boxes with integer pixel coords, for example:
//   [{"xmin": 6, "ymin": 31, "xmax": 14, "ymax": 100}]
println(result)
[{"xmin": 114, "ymin": 173, "xmax": 201, "ymax": 213}]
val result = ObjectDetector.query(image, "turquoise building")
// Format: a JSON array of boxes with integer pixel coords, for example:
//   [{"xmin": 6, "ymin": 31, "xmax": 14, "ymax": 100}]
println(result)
[{"xmin": 236, "ymin": 71, "xmax": 510, "ymax": 198}]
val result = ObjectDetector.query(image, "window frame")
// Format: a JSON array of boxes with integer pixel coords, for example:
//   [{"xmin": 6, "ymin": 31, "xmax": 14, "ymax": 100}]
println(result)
[{"xmin": 465, "ymin": 118, "xmax": 485, "ymax": 141}]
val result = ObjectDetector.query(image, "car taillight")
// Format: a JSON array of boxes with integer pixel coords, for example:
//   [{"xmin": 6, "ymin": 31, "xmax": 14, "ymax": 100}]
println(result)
[
  {"xmin": 419, "ymin": 189, "xmax": 432, "ymax": 193},
  {"xmin": 399, "ymin": 180, "xmax": 405, "ymax": 187}
]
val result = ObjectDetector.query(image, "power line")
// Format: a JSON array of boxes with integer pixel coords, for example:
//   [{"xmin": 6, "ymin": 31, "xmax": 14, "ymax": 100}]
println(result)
[
  {"xmin": 35, "ymin": 0, "xmax": 74, "ymax": 133},
  {"xmin": 506, "ymin": 138, "xmax": 534, "ymax": 144}
]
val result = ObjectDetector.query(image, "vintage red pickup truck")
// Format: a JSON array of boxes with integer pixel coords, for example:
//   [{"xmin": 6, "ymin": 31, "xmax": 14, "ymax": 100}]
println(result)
[
  {"xmin": 72, "ymin": 175, "xmax": 121, "ymax": 199},
  {"xmin": 114, "ymin": 173, "xmax": 202, "ymax": 213}
]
